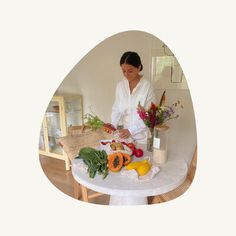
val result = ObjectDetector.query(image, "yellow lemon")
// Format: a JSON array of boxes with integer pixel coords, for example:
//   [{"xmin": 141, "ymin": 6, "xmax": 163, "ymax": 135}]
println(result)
[{"xmin": 136, "ymin": 163, "xmax": 151, "ymax": 176}]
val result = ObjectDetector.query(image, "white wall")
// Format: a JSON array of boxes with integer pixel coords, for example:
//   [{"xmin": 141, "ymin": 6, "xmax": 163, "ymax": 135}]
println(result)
[
  {"xmin": 56, "ymin": 31, "xmax": 160, "ymax": 121},
  {"xmin": 56, "ymin": 31, "xmax": 197, "ymax": 165}
]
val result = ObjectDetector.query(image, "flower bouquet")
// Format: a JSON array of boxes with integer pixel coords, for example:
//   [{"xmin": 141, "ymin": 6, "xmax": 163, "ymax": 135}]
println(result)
[{"xmin": 137, "ymin": 90, "xmax": 183, "ymax": 151}]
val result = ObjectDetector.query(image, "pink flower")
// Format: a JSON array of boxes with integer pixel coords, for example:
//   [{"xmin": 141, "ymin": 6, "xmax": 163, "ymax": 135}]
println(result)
[{"xmin": 137, "ymin": 103, "xmax": 148, "ymax": 119}]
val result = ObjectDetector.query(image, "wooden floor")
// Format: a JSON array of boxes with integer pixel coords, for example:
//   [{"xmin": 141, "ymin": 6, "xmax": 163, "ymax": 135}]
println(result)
[{"xmin": 39, "ymin": 155, "xmax": 110, "ymax": 205}]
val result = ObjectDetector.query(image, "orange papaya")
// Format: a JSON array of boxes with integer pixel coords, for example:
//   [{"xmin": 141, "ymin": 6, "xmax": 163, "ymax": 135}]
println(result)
[
  {"xmin": 108, "ymin": 153, "xmax": 124, "ymax": 172},
  {"xmin": 121, "ymin": 153, "xmax": 132, "ymax": 166}
]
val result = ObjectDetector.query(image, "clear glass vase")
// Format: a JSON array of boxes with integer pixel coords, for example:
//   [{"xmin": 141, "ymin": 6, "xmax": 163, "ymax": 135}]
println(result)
[{"xmin": 146, "ymin": 127, "xmax": 154, "ymax": 152}]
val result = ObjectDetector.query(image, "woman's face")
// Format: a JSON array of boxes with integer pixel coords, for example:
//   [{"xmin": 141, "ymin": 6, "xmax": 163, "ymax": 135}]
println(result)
[{"xmin": 121, "ymin": 63, "xmax": 141, "ymax": 82}]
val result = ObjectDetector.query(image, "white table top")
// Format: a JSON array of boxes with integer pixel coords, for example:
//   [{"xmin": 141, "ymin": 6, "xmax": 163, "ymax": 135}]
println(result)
[{"xmin": 71, "ymin": 150, "xmax": 188, "ymax": 197}]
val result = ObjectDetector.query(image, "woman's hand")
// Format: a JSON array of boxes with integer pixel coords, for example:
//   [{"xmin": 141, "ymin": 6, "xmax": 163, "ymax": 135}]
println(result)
[{"xmin": 118, "ymin": 129, "xmax": 131, "ymax": 139}]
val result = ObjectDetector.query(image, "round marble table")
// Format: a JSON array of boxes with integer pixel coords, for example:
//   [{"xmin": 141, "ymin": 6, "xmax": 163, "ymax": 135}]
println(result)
[{"xmin": 71, "ymin": 156, "xmax": 188, "ymax": 205}]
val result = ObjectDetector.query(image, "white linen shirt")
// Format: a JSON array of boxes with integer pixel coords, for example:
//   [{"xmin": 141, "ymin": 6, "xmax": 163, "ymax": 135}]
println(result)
[{"xmin": 111, "ymin": 78, "xmax": 157, "ymax": 144}]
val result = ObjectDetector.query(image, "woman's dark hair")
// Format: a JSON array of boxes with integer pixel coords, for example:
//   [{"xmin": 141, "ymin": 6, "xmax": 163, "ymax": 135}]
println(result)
[{"xmin": 120, "ymin": 51, "xmax": 143, "ymax": 71}]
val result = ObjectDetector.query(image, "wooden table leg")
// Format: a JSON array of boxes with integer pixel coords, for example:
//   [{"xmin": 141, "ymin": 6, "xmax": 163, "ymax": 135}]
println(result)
[
  {"xmin": 73, "ymin": 179, "xmax": 81, "ymax": 200},
  {"xmin": 81, "ymin": 185, "xmax": 89, "ymax": 202}
]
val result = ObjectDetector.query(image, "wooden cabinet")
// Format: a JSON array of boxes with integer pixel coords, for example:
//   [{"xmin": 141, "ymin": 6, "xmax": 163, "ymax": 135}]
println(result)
[{"xmin": 39, "ymin": 94, "xmax": 83, "ymax": 170}]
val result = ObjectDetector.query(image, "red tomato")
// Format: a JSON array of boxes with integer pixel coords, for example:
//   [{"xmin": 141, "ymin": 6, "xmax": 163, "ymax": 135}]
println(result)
[
  {"xmin": 134, "ymin": 148, "xmax": 144, "ymax": 158},
  {"xmin": 127, "ymin": 143, "xmax": 136, "ymax": 150}
]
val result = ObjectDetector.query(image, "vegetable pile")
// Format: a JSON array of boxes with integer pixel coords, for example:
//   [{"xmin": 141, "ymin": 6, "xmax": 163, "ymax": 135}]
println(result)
[
  {"xmin": 75, "ymin": 138, "xmax": 148, "ymax": 179},
  {"xmin": 75, "ymin": 147, "xmax": 109, "ymax": 179}
]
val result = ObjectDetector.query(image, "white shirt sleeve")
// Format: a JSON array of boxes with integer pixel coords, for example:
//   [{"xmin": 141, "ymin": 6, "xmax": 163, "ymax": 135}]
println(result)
[
  {"xmin": 129, "ymin": 119, "xmax": 146, "ymax": 136},
  {"xmin": 111, "ymin": 83, "xmax": 121, "ymax": 128}
]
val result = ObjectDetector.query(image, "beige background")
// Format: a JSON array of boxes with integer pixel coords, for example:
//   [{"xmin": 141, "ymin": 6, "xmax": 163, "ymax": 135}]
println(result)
[{"xmin": 1, "ymin": 1, "xmax": 236, "ymax": 236}]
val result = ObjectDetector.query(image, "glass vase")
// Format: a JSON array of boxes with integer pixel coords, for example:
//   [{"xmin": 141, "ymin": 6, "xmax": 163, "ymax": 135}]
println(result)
[{"xmin": 146, "ymin": 127, "xmax": 154, "ymax": 152}]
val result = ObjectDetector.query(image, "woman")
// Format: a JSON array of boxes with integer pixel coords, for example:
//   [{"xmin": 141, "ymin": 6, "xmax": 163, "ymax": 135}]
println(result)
[{"xmin": 111, "ymin": 51, "xmax": 157, "ymax": 144}]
